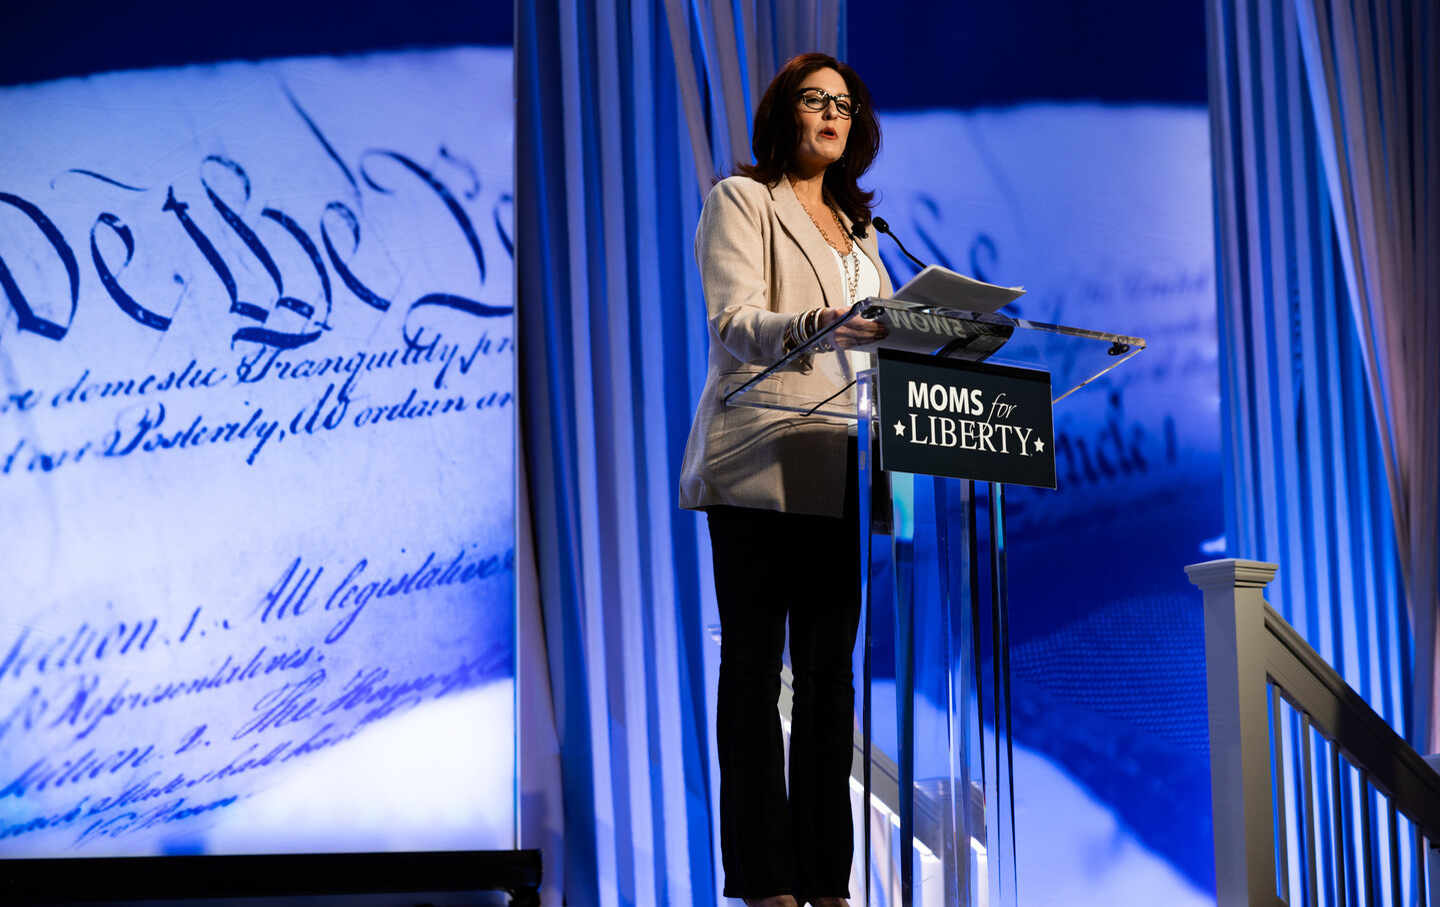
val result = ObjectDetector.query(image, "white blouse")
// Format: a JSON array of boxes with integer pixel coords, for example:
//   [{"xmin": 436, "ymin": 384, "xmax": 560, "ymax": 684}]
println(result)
[
  {"xmin": 825, "ymin": 244, "xmax": 881, "ymax": 421},
  {"xmin": 827, "ymin": 244, "xmax": 882, "ymax": 308}
]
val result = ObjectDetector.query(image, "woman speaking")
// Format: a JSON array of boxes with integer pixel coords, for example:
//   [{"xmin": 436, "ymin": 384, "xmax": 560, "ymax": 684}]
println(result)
[{"xmin": 678, "ymin": 53, "xmax": 891, "ymax": 907}]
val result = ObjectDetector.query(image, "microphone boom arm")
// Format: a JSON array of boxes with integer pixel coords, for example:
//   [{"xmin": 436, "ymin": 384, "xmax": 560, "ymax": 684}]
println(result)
[{"xmin": 873, "ymin": 215, "xmax": 928, "ymax": 271}]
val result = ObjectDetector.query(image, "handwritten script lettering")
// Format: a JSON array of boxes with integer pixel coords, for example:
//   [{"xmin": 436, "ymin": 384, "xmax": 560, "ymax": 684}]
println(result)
[
  {"xmin": 0, "ymin": 542, "xmax": 516, "ymax": 852},
  {"xmin": 1, "ymin": 48, "xmax": 517, "ymax": 857}
]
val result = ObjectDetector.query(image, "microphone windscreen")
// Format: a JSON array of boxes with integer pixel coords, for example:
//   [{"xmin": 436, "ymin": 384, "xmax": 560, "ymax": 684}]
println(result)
[{"xmin": 873, "ymin": 216, "xmax": 890, "ymax": 233}]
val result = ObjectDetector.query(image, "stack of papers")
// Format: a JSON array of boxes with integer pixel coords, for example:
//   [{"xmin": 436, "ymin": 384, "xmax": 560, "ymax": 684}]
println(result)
[{"xmin": 892, "ymin": 265, "xmax": 1025, "ymax": 313}]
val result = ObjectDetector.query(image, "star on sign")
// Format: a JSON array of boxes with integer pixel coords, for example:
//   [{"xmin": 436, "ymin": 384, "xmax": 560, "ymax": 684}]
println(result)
[
  {"xmin": 1034, "ymin": 438, "xmax": 1045, "ymax": 453},
  {"xmin": 894, "ymin": 420, "xmax": 906, "ymax": 437}
]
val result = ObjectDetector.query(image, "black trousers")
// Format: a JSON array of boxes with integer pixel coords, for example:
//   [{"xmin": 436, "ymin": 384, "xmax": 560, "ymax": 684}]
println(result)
[{"xmin": 707, "ymin": 451, "xmax": 861, "ymax": 900}]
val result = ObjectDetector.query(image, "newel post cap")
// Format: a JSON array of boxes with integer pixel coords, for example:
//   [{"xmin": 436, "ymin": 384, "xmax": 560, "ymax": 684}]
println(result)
[{"xmin": 1184, "ymin": 558, "xmax": 1278, "ymax": 592}]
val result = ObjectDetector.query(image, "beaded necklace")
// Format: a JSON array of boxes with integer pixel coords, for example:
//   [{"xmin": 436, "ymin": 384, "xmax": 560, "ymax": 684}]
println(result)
[{"xmin": 790, "ymin": 177, "xmax": 860, "ymax": 306}]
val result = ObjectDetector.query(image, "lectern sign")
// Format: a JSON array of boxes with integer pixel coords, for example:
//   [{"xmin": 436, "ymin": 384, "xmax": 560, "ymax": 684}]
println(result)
[{"xmin": 876, "ymin": 349, "xmax": 1056, "ymax": 488}]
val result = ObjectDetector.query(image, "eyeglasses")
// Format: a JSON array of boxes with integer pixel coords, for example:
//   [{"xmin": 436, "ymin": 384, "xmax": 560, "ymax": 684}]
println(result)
[{"xmin": 796, "ymin": 88, "xmax": 857, "ymax": 118}]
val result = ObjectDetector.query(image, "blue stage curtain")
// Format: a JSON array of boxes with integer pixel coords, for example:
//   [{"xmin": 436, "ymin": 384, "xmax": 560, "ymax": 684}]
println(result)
[
  {"xmin": 517, "ymin": 2, "xmax": 842, "ymax": 903},
  {"xmin": 1206, "ymin": 0, "xmax": 1438, "ymax": 749},
  {"xmin": 1289, "ymin": 0, "xmax": 1440, "ymax": 754}
]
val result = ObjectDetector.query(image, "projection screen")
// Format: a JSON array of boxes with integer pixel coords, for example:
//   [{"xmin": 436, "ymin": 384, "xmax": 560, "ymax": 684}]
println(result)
[{"xmin": 0, "ymin": 46, "xmax": 516, "ymax": 858}]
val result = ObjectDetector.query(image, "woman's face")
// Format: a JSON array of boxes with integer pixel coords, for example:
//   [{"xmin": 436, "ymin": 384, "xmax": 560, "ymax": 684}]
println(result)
[{"xmin": 792, "ymin": 66, "xmax": 852, "ymax": 175}]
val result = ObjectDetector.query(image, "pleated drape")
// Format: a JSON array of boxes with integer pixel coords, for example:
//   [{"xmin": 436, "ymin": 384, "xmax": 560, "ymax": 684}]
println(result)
[
  {"xmin": 1289, "ymin": 0, "xmax": 1440, "ymax": 753},
  {"xmin": 1207, "ymin": 0, "xmax": 1434, "ymax": 747},
  {"xmin": 517, "ymin": 2, "xmax": 842, "ymax": 904},
  {"xmin": 662, "ymin": 0, "xmax": 843, "ymax": 193}
]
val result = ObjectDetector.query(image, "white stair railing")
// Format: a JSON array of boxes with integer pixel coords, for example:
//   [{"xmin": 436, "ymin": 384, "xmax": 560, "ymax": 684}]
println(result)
[{"xmin": 1188, "ymin": 559, "xmax": 1440, "ymax": 906}]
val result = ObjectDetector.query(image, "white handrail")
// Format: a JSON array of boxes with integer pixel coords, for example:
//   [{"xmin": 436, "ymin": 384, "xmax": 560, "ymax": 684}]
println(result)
[{"xmin": 1189, "ymin": 558, "xmax": 1440, "ymax": 906}]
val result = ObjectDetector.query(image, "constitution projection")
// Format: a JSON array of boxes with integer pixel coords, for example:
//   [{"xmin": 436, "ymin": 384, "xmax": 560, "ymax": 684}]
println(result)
[{"xmin": 0, "ymin": 47, "xmax": 517, "ymax": 858}]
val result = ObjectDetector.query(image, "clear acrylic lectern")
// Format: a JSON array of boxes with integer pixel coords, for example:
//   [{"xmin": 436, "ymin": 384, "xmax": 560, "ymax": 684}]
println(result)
[{"xmin": 725, "ymin": 297, "xmax": 1146, "ymax": 907}]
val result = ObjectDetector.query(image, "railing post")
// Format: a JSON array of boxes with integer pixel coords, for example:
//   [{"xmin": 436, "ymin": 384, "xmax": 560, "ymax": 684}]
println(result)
[{"xmin": 1186, "ymin": 558, "xmax": 1280, "ymax": 907}]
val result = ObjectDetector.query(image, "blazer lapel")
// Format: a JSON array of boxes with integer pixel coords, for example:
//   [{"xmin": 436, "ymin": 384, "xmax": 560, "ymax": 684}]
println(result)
[{"xmin": 771, "ymin": 178, "xmax": 841, "ymax": 311}]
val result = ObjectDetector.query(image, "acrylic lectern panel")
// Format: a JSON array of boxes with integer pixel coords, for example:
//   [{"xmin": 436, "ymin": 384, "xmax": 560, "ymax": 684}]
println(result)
[
  {"xmin": 732, "ymin": 299, "xmax": 1146, "ymax": 907},
  {"xmin": 723, "ymin": 298, "xmax": 1146, "ymax": 418}
]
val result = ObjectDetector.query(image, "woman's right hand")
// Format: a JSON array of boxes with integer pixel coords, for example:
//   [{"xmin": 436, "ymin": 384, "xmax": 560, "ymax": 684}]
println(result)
[{"xmin": 815, "ymin": 306, "xmax": 888, "ymax": 350}]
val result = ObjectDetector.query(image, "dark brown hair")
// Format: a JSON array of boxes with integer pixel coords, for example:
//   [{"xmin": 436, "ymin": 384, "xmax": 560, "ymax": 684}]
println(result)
[{"xmin": 736, "ymin": 52, "xmax": 879, "ymax": 233}]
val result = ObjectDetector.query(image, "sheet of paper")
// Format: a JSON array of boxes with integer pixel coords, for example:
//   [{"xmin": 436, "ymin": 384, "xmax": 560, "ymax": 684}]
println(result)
[
  {"xmin": 892, "ymin": 264, "xmax": 1025, "ymax": 312},
  {"xmin": 0, "ymin": 47, "xmax": 516, "ymax": 857}
]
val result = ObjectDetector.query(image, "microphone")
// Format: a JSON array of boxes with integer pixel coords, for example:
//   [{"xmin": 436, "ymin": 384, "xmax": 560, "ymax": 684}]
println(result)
[{"xmin": 872, "ymin": 216, "xmax": 927, "ymax": 271}]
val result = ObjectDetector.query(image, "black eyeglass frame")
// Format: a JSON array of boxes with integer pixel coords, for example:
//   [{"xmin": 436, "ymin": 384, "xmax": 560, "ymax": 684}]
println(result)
[{"xmin": 795, "ymin": 88, "xmax": 858, "ymax": 118}]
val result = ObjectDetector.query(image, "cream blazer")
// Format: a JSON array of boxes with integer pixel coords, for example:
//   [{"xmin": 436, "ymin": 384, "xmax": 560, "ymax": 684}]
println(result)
[{"xmin": 678, "ymin": 175, "xmax": 894, "ymax": 517}]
